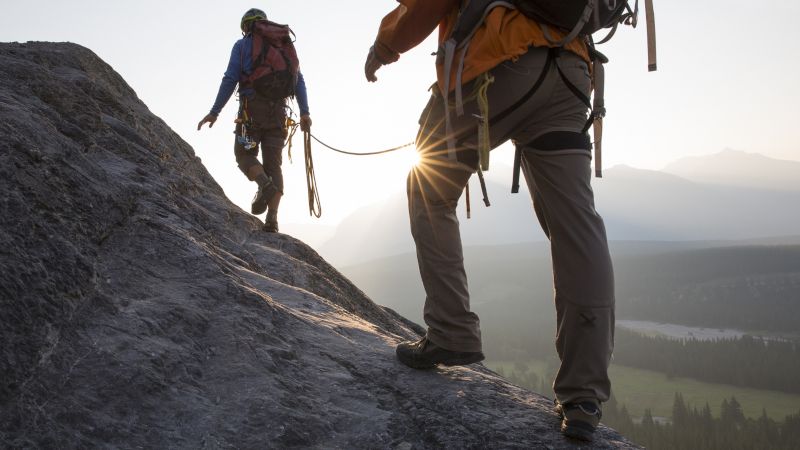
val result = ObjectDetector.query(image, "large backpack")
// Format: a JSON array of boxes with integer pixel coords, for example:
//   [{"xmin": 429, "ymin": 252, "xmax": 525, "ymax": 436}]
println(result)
[
  {"xmin": 240, "ymin": 21, "xmax": 300, "ymax": 100},
  {"xmin": 440, "ymin": 0, "xmax": 656, "ymax": 185},
  {"xmin": 515, "ymin": 0, "xmax": 629, "ymax": 37},
  {"xmin": 449, "ymin": 0, "xmax": 636, "ymax": 50}
]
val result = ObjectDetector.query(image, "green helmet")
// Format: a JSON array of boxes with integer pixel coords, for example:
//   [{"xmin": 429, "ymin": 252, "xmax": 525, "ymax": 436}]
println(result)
[{"xmin": 240, "ymin": 8, "xmax": 267, "ymax": 33}]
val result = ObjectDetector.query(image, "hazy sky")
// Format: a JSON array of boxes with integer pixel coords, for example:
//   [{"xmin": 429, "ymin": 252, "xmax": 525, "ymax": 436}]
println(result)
[{"xmin": 2, "ymin": 0, "xmax": 799, "ymax": 231}]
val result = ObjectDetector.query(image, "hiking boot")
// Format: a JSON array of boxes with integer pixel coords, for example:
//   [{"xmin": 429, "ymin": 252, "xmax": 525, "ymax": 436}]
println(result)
[
  {"xmin": 263, "ymin": 209, "xmax": 279, "ymax": 233},
  {"xmin": 263, "ymin": 219, "xmax": 279, "ymax": 233},
  {"xmin": 555, "ymin": 400, "xmax": 602, "ymax": 442},
  {"xmin": 251, "ymin": 176, "xmax": 277, "ymax": 215},
  {"xmin": 396, "ymin": 337, "xmax": 484, "ymax": 370}
]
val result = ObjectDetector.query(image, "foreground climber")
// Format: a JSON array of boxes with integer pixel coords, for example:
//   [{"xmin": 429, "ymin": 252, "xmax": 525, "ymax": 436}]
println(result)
[
  {"xmin": 198, "ymin": 7, "xmax": 312, "ymax": 232},
  {"xmin": 366, "ymin": 0, "xmax": 615, "ymax": 441}
]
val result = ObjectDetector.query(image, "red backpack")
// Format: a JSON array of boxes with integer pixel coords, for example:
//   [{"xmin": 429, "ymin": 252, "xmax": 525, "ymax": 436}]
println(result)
[{"xmin": 240, "ymin": 22, "xmax": 299, "ymax": 100}]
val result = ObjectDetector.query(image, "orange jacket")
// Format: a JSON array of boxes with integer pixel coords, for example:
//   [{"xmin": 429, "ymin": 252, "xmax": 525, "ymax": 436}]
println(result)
[{"xmin": 374, "ymin": 0, "xmax": 590, "ymax": 92}]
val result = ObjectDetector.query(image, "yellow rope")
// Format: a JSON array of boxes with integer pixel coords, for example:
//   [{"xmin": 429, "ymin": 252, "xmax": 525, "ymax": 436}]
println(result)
[
  {"xmin": 476, "ymin": 72, "xmax": 494, "ymax": 171},
  {"xmin": 304, "ymin": 131, "xmax": 322, "ymax": 217},
  {"xmin": 284, "ymin": 117, "xmax": 299, "ymax": 163}
]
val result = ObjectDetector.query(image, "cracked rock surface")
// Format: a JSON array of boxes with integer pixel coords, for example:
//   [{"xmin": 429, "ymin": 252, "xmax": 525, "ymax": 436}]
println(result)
[{"xmin": 0, "ymin": 42, "xmax": 639, "ymax": 449}]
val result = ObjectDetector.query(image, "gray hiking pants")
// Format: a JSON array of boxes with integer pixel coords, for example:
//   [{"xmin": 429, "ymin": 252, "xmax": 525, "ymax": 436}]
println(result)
[{"xmin": 409, "ymin": 46, "xmax": 614, "ymax": 404}]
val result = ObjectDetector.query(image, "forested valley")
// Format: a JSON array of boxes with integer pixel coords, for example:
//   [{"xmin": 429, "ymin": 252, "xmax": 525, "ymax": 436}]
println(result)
[
  {"xmin": 603, "ymin": 393, "xmax": 800, "ymax": 450},
  {"xmin": 613, "ymin": 329, "xmax": 800, "ymax": 393},
  {"xmin": 488, "ymin": 325, "xmax": 800, "ymax": 449}
]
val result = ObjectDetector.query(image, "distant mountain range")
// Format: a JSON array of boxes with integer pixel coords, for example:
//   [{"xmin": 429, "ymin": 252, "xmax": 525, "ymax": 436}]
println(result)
[
  {"xmin": 319, "ymin": 150, "xmax": 800, "ymax": 266},
  {"xmin": 662, "ymin": 148, "xmax": 800, "ymax": 191},
  {"xmin": 341, "ymin": 241, "xmax": 800, "ymax": 337}
]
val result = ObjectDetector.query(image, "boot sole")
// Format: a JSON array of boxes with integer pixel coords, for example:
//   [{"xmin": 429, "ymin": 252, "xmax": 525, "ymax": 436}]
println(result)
[
  {"xmin": 441, "ymin": 354, "xmax": 485, "ymax": 367},
  {"xmin": 562, "ymin": 423, "xmax": 595, "ymax": 442},
  {"xmin": 251, "ymin": 184, "xmax": 278, "ymax": 215},
  {"xmin": 556, "ymin": 402, "xmax": 598, "ymax": 442},
  {"xmin": 397, "ymin": 353, "xmax": 484, "ymax": 370}
]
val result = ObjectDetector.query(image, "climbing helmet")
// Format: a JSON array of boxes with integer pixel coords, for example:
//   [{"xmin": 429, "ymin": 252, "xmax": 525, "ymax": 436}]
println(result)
[{"xmin": 240, "ymin": 8, "xmax": 267, "ymax": 33}]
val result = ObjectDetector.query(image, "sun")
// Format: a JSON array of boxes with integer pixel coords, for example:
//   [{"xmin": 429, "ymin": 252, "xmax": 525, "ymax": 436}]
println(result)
[{"xmin": 401, "ymin": 147, "xmax": 421, "ymax": 168}]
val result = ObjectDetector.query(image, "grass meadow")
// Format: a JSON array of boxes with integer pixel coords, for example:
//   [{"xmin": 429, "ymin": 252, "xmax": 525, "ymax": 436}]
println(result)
[{"xmin": 486, "ymin": 359, "xmax": 800, "ymax": 422}]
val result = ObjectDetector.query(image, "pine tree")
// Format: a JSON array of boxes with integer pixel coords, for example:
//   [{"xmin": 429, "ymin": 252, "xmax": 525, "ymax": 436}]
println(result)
[{"xmin": 672, "ymin": 392, "xmax": 688, "ymax": 427}]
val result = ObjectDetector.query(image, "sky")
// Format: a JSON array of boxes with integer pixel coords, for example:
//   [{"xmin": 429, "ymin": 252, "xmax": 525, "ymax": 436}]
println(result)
[{"xmin": 2, "ymin": 0, "xmax": 799, "ymax": 235}]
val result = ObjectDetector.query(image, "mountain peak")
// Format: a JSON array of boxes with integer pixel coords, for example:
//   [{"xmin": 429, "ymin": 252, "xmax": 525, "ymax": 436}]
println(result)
[
  {"xmin": 0, "ymin": 42, "xmax": 636, "ymax": 448},
  {"xmin": 662, "ymin": 149, "xmax": 800, "ymax": 190}
]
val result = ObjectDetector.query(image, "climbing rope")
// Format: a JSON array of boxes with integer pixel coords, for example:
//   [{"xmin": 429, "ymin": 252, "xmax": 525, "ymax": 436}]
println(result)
[
  {"xmin": 303, "ymin": 130, "xmax": 322, "ymax": 218},
  {"xmin": 309, "ymin": 134, "xmax": 414, "ymax": 156},
  {"xmin": 287, "ymin": 118, "xmax": 414, "ymax": 217},
  {"xmin": 284, "ymin": 117, "xmax": 300, "ymax": 163}
]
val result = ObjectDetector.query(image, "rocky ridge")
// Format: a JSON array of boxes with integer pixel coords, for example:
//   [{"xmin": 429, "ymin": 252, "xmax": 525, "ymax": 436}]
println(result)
[{"xmin": 0, "ymin": 42, "xmax": 637, "ymax": 449}]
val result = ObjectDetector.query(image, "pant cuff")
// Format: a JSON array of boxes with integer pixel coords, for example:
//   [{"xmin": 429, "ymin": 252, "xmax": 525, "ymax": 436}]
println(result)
[{"xmin": 426, "ymin": 329, "xmax": 482, "ymax": 353}]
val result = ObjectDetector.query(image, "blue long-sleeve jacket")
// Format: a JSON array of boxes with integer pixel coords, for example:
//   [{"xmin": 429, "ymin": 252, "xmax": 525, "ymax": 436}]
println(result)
[{"xmin": 209, "ymin": 34, "xmax": 310, "ymax": 116}]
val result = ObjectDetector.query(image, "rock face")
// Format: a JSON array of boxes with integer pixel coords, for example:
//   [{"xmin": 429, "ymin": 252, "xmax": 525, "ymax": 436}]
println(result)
[{"xmin": 0, "ymin": 42, "xmax": 638, "ymax": 449}]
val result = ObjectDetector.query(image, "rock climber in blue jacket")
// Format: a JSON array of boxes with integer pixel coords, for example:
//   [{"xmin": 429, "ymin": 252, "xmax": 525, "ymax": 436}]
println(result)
[{"xmin": 198, "ymin": 8, "xmax": 311, "ymax": 233}]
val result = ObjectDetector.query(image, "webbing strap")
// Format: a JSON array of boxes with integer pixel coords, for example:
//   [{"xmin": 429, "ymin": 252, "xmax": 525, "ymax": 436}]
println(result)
[
  {"xmin": 464, "ymin": 169, "xmax": 491, "ymax": 218},
  {"xmin": 592, "ymin": 55, "xmax": 606, "ymax": 117},
  {"xmin": 491, "ymin": 50, "xmax": 553, "ymax": 127},
  {"xmin": 593, "ymin": 117, "xmax": 604, "ymax": 177},
  {"xmin": 511, "ymin": 145, "xmax": 522, "ymax": 194},
  {"xmin": 476, "ymin": 168, "xmax": 490, "ymax": 207},
  {"xmin": 541, "ymin": 0, "xmax": 596, "ymax": 46},
  {"xmin": 465, "ymin": 183, "xmax": 471, "ymax": 219},
  {"xmin": 645, "ymin": 0, "xmax": 657, "ymax": 71},
  {"xmin": 591, "ymin": 59, "xmax": 606, "ymax": 177},
  {"xmin": 554, "ymin": 54, "xmax": 594, "ymax": 137},
  {"xmin": 555, "ymin": 58, "xmax": 592, "ymax": 111},
  {"xmin": 501, "ymin": 50, "xmax": 553, "ymax": 194},
  {"xmin": 554, "ymin": 50, "xmax": 608, "ymax": 177},
  {"xmin": 455, "ymin": 44, "xmax": 470, "ymax": 117},
  {"xmin": 441, "ymin": 39, "xmax": 458, "ymax": 160},
  {"xmin": 476, "ymin": 72, "xmax": 494, "ymax": 171}
]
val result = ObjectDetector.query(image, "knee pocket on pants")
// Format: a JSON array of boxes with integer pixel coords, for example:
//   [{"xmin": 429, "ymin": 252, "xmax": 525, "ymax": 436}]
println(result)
[{"xmin": 564, "ymin": 303, "xmax": 614, "ymax": 331}]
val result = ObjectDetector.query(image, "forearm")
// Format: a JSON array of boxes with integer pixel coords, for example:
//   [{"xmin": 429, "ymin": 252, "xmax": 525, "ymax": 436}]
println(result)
[
  {"xmin": 373, "ymin": 0, "xmax": 458, "ymax": 63},
  {"xmin": 295, "ymin": 72, "xmax": 310, "ymax": 116},
  {"xmin": 209, "ymin": 41, "xmax": 243, "ymax": 115},
  {"xmin": 210, "ymin": 76, "xmax": 237, "ymax": 115}
]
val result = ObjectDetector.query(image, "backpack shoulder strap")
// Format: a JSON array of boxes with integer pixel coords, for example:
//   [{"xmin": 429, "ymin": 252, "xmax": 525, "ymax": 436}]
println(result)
[
  {"xmin": 437, "ymin": 0, "xmax": 515, "ymax": 161},
  {"xmin": 540, "ymin": 2, "xmax": 595, "ymax": 46},
  {"xmin": 448, "ymin": 0, "xmax": 515, "ymax": 49}
]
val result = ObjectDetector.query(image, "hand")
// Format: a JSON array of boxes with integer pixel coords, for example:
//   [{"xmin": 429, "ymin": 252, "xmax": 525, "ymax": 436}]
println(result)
[
  {"xmin": 364, "ymin": 46, "xmax": 383, "ymax": 83},
  {"xmin": 300, "ymin": 114, "xmax": 312, "ymax": 133},
  {"xmin": 197, "ymin": 113, "xmax": 217, "ymax": 130}
]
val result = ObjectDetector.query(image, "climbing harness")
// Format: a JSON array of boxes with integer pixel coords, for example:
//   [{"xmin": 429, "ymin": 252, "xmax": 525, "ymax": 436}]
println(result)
[
  {"xmin": 439, "ymin": 0, "xmax": 657, "ymax": 190},
  {"xmin": 236, "ymin": 97, "xmax": 257, "ymax": 150}
]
